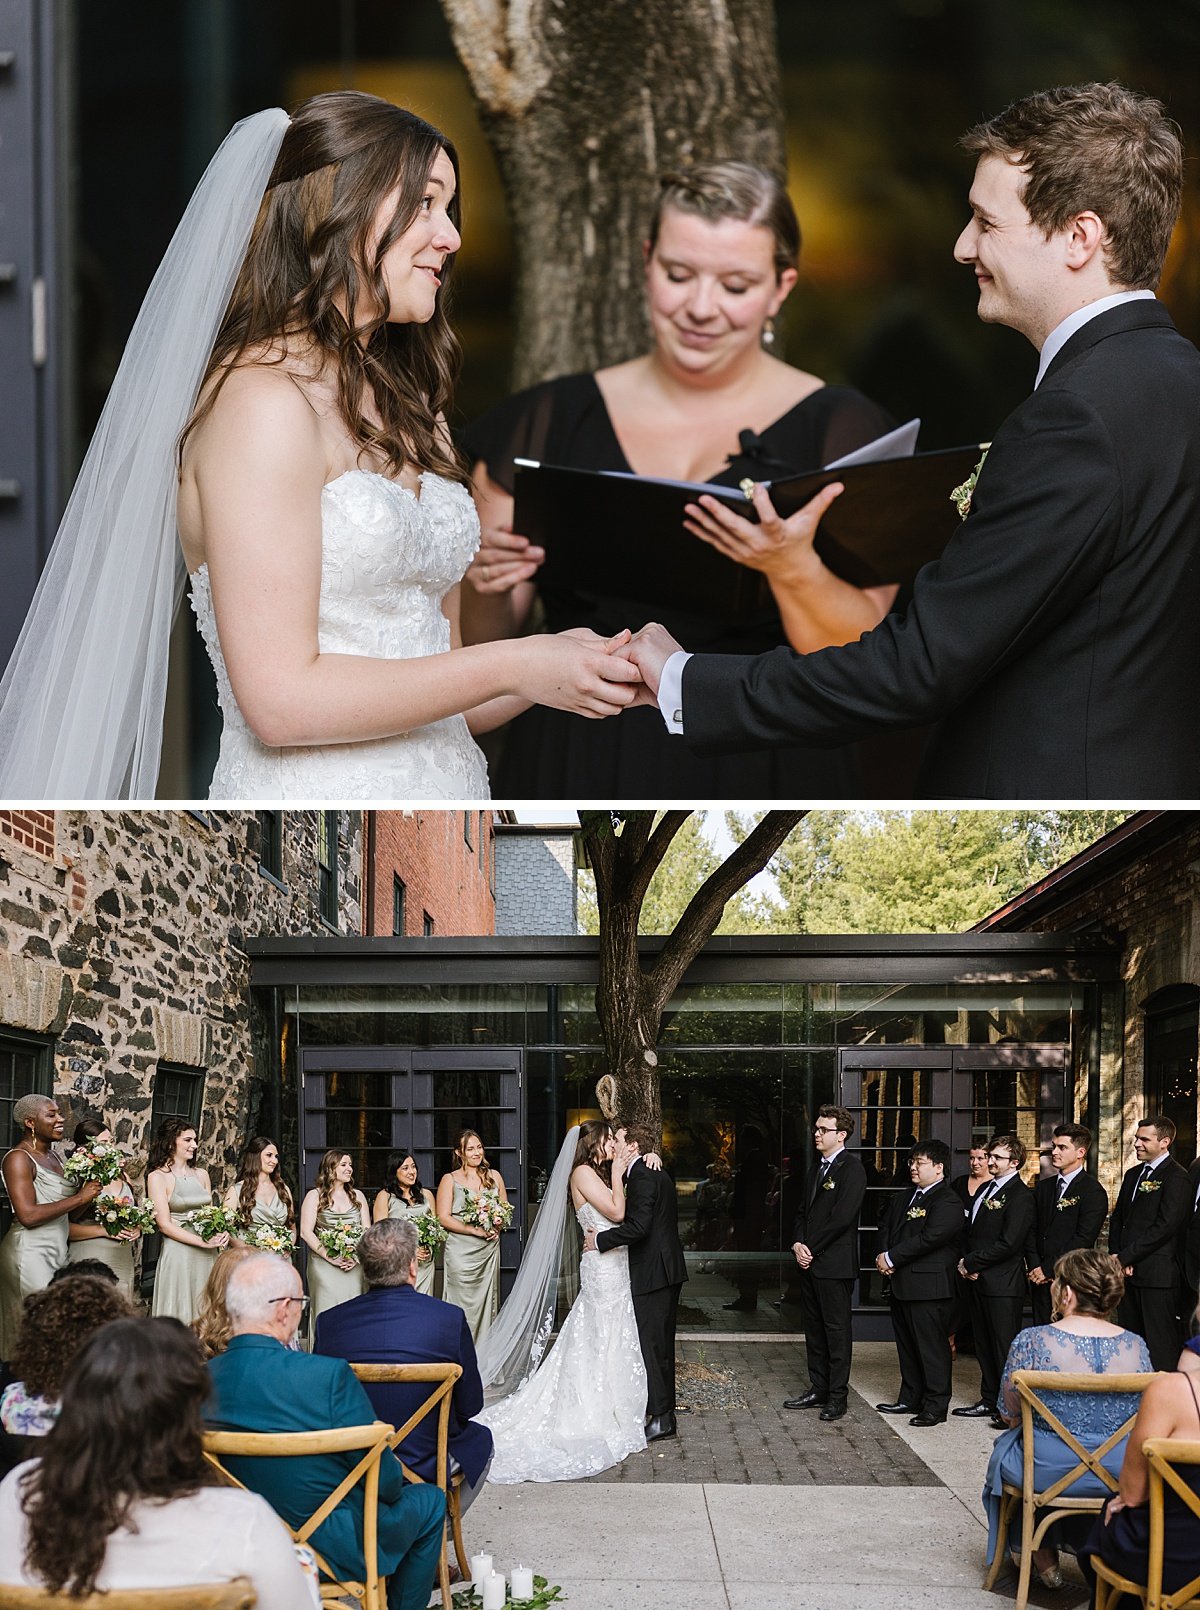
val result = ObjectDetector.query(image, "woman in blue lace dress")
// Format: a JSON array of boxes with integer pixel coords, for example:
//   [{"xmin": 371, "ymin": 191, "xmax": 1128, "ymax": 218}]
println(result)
[{"xmin": 983, "ymin": 1249, "xmax": 1152, "ymax": 1588}]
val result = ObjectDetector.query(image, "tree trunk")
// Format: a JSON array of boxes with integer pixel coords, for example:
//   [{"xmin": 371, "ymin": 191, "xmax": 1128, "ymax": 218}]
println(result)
[
  {"xmin": 439, "ymin": 0, "xmax": 785, "ymax": 385},
  {"xmin": 581, "ymin": 810, "xmax": 804, "ymax": 1143}
]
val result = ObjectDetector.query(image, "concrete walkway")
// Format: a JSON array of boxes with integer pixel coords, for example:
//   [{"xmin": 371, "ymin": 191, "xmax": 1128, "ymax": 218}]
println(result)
[{"xmin": 457, "ymin": 1343, "xmax": 1088, "ymax": 1609}]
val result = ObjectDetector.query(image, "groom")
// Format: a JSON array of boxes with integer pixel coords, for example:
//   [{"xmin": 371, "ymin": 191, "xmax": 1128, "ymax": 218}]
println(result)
[
  {"xmin": 621, "ymin": 83, "xmax": 1200, "ymax": 798},
  {"xmin": 584, "ymin": 1121, "xmax": 687, "ymax": 1442}
]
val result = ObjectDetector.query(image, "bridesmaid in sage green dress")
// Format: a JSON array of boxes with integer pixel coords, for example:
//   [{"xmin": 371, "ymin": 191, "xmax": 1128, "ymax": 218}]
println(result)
[
  {"xmin": 373, "ymin": 1150, "xmax": 438, "ymax": 1295},
  {"xmin": 223, "ymin": 1135, "xmax": 297, "ymax": 1255},
  {"xmin": 300, "ymin": 1150, "xmax": 368, "ymax": 1327},
  {"xmin": 436, "ymin": 1129, "xmax": 508, "ymax": 1345},
  {"xmin": 147, "ymin": 1118, "xmax": 229, "ymax": 1323},
  {"xmin": 0, "ymin": 1095, "xmax": 101, "ymax": 1357},
  {"xmin": 66, "ymin": 1117, "xmax": 141, "ymax": 1296}
]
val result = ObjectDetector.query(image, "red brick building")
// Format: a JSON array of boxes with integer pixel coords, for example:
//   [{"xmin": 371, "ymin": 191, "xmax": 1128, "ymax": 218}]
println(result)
[
  {"xmin": 977, "ymin": 810, "xmax": 1200, "ymax": 1176},
  {"xmin": 363, "ymin": 811, "xmax": 500, "ymax": 938}
]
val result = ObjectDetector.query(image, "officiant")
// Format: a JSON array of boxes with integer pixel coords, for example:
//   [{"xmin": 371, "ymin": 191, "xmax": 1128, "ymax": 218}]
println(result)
[{"xmin": 459, "ymin": 160, "xmax": 898, "ymax": 799}]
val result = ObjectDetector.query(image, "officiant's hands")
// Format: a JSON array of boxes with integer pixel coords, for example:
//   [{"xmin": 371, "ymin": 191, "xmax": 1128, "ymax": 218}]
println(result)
[
  {"xmin": 466, "ymin": 519, "xmax": 545, "ymax": 593},
  {"xmin": 682, "ymin": 481, "xmax": 845, "ymax": 583}
]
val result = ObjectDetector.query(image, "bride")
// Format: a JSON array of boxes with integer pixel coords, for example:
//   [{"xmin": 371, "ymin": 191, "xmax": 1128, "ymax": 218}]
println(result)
[
  {"xmin": 0, "ymin": 91, "xmax": 639, "ymax": 800},
  {"xmin": 476, "ymin": 1121, "xmax": 649, "ymax": 1483}
]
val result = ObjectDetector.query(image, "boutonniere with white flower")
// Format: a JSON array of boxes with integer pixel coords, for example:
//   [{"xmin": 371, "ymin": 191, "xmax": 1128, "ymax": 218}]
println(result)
[
  {"xmin": 906, "ymin": 1205, "xmax": 927, "ymax": 1221},
  {"xmin": 1055, "ymin": 1195, "xmax": 1078, "ymax": 1212},
  {"xmin": 984, "ymin": 1193, "xmax": 1006, "ymax": 1211},
  {"xmin": 950, "ymin": 445, "xmax": 990, "ymax": 520},
  {"xmin": 1137, "ymin": 1179, "xmax": 1162, "ymax": 1194},
  {"xmin": 821, "ymin": 1178, "xmax": 836, "ymax": 1191}
]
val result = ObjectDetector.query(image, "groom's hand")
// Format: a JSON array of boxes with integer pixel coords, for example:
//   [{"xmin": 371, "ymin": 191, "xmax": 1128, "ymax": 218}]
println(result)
[
  {"xmin": 583, "ymin": 1226, "xmax": 599, "ymax": 1253},
  {"xmin": 623, "ymin": 623, "xmax": 684, "ymax": 706}
]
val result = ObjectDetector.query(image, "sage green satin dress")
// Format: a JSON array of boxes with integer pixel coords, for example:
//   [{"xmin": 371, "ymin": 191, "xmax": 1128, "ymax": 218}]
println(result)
[
  {"xmin": 150, "ymin": 1173, "xmax": 219, "ymax": 1323},
  {"xmin": 386, "ymin": 1195, "xmax": 437, "ymax": 1295},
  {"xmin": 0, "ymin": 1152, "xmax": 72, "ymax": 1355},
  {"xmin": 67, "ymin": 1180, "xmax": 138, "ymax": 1295},
  {"xmin": 307, "ymin": 1204, "xmax": 366, "ymax": 1325},
  {"xmin": 441, "ymin": 1182, "xmax": 500, "ymax": 1344},
  {"xmin": 248, "ymin": 1190, "xmax": 293, "ymax": 1252}
]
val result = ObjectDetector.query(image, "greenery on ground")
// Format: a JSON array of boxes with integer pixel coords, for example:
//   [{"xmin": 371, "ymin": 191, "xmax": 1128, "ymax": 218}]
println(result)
[{"xmin": 578, "ymin": 810, "xmax": 1131, "ymax": 936}]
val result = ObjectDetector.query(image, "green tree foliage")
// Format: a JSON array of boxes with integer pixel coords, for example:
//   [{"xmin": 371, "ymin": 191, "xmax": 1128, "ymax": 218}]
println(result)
[
  {"xmin": 729, "ymin": 810, "xmax": 1132, "ymax": 934},
  {"xmin": 577, "ymin": 813, "xmax": 763, "ymax": 935}
]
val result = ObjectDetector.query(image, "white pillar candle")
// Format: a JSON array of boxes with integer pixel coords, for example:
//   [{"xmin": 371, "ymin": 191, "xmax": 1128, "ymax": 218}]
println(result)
[
  {"xmin": 510, "ymin": 1564, "xmax": 535, "ymax": 1599},
  {"xmin": 469, "ymin": 1554, "xmax": 493, "ymax": 1586},
  {"xmin": 481, "ymin": 1569, "xmax": 506, "ymax": 1610}
]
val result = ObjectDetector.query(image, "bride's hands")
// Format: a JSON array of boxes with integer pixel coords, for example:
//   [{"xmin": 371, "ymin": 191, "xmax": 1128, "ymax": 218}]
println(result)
[
  {"xmin": 683, "ymin": 480, "xmax": 845, "ymax": 582},
  {"xmin": 515, "ymin": 630, "xmax": 642, "ymax": 718},
  {"xmin": 612, "ymin": 1138, "xmax": 637, "ymax": 1175},
  {"xmin": 642, "ymin": 1150, "xmax": 663, "ymax": 1172}
]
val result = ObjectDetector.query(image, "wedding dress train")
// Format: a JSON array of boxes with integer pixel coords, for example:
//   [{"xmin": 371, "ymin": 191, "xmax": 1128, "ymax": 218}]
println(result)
[
  {"xmin": 189, "ymin": 468, "xmax": 490, "ymax": 800},
  {"xmin": 477, "ymin": 1200, "xmax": 647, "ymax": 1482}
]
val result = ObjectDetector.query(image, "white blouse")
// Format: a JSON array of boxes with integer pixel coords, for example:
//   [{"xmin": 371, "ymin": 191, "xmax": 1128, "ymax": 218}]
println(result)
[{"xmin": 0, "ymin": 1463, "xmax": 319, "ymax": 1609}]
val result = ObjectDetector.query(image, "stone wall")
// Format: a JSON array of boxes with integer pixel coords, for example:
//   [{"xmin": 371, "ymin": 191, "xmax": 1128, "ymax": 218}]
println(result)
[
  {"xmin": 494, "ymin": 827, "xmax": 578, "ymax": 936},
  {"xmin": 0, "ymin": 809, "xmax": 362, "ymax": 1189},
  {"xmin": 367, "ymin": 810, "xmax": 495, "ymax": 936}
]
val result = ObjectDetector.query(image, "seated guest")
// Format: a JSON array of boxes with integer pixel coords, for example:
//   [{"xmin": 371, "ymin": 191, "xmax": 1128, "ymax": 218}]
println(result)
[
  {"xmin": 206, "ymin": 1251, "xmax": 445, "ymax": 1610},
  {"xmin": 49, "ymin": 1257, "xmax": 120, "ymax": 1286},
  {"xmin": 193, "ymin": 1245, "xmax": 254, "ymax": 1359},
  {"xmin": 983, "ymin": 1249, "xmax": 1151, "ymax": 1590},
  {"xmin": 1084, "ymin": 1317, "xmax": 1200, "ymax": 1600},
  {"xmin": 0, "ymin": 1274, "xmax": 129, "ymax": 1476},
  {"xmin": 0, "ymin": 1317, "xmax": 317, "ymax": 1607},
  {"xmin": 316, "ymin": 1218, "xmax": 493, "ymax": 1510}
]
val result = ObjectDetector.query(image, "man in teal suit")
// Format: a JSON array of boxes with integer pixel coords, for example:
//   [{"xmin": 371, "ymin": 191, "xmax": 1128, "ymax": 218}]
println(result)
[{"xmin": 205, "ymin": 1252, "xmax": 445, "ymax": 1610}]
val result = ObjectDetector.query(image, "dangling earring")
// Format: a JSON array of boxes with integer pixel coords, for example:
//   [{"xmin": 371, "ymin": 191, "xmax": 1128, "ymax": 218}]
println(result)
[{"xmin": 761, "ymin": 316, "xmax": 776, "ymax": 348}]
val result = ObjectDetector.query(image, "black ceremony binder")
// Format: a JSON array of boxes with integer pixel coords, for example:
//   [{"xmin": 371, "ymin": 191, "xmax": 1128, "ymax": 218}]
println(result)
[{"xmin": 512, "ymin": 443, "xmax": 986, "ymax": 620}]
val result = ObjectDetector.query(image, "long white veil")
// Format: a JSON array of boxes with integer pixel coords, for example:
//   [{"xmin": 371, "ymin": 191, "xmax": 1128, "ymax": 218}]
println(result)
[
  {"xmin": 0, "ymin": 108, "xmax": 290, "ymax": 800},
  {"xmin": 477, "ymin": 1125, "xmax": 581, "ymax": 1407}
]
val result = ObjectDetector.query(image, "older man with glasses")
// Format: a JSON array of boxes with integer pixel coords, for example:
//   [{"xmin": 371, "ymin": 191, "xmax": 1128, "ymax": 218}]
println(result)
[
  {"xmin": 783, "ymin": 1105, "xmax": 866, "ymax": 1422},
  {"xmin": 204, "ymin": 1252, "xmax": 445, "ymax": 1610},
  {"xmin": 953, "ymin": 1133, "xmax": 1035, "ymax": 1429}
]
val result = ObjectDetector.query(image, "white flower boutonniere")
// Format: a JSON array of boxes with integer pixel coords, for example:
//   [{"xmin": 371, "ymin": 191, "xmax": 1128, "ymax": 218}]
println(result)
[
  {"xmin": 905, "ymin": 1205, "xmax": 927, "ymax": 1221},
  {"xmin": 984, "ymin": 1193, "xmax": 1006, "ymax": 1211},
  {"xmin": 1055, "ymin": 1195, "xmax": 1078, "ymax": 1212},
  {"xmin": 950, "ymin": 445, "xmax": 990, "ymax": 520},
  {"xmin": 1137, "ymin": 1179, "xmax": 1162, "ymax": 1194},
  {"xmin": 821, "ymin": 1178, "xmax": 836, "ymax": 1191}
]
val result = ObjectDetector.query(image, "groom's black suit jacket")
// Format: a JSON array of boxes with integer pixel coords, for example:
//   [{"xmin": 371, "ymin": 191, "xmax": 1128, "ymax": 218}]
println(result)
[
  {"xmin": 681, "ymin": 301, "xmax": 1200, "ymax": 797},
  {"xmin": 595, "ymin": 1158, "xmax": 687, "ymax": 1296},
  {"xmin": 791, "ymin": 1149, "xmax": 866, "ymax": 1281}
]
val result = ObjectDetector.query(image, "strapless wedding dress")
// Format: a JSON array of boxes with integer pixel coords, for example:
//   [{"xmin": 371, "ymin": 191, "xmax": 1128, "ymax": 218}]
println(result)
[
  {"xmin": 189, "ymin": 469, "xmax": 490, "ymax": 800},
  {"xmin": 477, "ymin": 1200, "xmax": 647, "ymax": 1482}
]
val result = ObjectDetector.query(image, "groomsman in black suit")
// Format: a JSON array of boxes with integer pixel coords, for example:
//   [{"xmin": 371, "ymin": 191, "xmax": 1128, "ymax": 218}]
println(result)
[
  {"xmin": 874, "ymin": 1139, "xmax": 964, "ymax": 1426},
  {"xmin": 1027, "ymin": 1123, "xmax": 1109, "ymax": 1325},
  {"xmin": 783, "ymin": 1105, "xmax": 866, "ymax": 1422},
  {"xmin": 1109, "ymin": 1115, "xmax": 1191, "ymax": 1368},
  {"xmin": 624, "ymin": 83, "xmax": 1200, "ymax": 799},
  {"xmin": 953, "ymin": 1133, "xmax": 1035, "ymax": 1428}
]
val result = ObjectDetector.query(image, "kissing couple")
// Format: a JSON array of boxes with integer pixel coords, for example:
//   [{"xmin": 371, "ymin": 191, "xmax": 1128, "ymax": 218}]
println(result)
[{"xmin": 475, "ymin": 1119, "xmax": 687, "ymax": 1483}]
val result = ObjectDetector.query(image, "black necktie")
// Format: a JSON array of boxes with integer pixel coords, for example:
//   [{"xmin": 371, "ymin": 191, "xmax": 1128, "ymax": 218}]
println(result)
[
  {"xmin": 812, "ymin": 1159, "xmax": 831, "ymax": 1199},
  {"xmin": 1057, "ymin": 1176, "xmax": 1069, "ymax": 1201},
  {"xmin": 907, "ymin": 1188, "xmax": 922, "ymax": 1212},
  {"xmin": 972, "ymin": 1180, "xmax": 996, "ymax": 1220},
  {"xmin": 1134, "ymin": 1164, "xmax": 1151, "ymax": 1195}
]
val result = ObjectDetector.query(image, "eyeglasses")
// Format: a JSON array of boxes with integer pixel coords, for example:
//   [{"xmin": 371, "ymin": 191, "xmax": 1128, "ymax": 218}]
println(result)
[
  {"xmin": 986, "ymin": 1153, "xmax": 1012, "ymax": 1164},
  {"xmin": 813, "ymin": 1124, "xmax": 841, "ymax": 1134},
  {"xmin": 267, "ymin": 1295, "xmax": 310, "ymax": 1310}
]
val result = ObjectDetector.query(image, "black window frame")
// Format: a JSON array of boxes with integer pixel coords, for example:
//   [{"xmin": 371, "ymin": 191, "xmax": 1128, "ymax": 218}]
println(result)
[
  {"xmin": 0, "ymin": 1027, "xmax": 55, "ymax": 1235},
  {"xmin": 392, "ymin": 874, "xmax": 407, "ymax": 938},
  {"xmin": 317, "ymin": 811, "xmax": 339, "ymax": 930},
  {"xmin": 257, "ymin": 810, "xmax": 284, "ymax": 884},
  {"xmin": 423, "ymin": 910, "xmax": 435, "ymax": 937}
]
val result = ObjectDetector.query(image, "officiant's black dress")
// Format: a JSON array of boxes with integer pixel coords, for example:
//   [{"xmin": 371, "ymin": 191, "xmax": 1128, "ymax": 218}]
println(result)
[{"xmin": 461, "ymin": 373, "xmax": 895, "ymax": 799}]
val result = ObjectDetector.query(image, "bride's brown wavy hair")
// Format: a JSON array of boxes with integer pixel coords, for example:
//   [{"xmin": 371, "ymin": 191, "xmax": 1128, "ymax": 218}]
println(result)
[{"xmin": 179, "ymin": 90, "xmax": 467, "ymax": 484}]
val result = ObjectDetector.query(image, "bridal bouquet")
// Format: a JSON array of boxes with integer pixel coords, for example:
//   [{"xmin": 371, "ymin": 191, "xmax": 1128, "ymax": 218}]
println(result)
[
  {"xmin": 242, "ymin": 1222, "xmax": 293, "ymax": 1256},
  {"xmin": 181, "ymin": 1203, "xmax": 240, "ymax": 1242},
  {"xmin": 64, "ymin": 1140, "xmax": 125, "ymax": 1188},
  {"xmin": 95, "ymin": 1195, "xmax": 157, "ymax": 1236},
  {"xmin": 317, "ymin": 1222, "xmax": 363, "ymax": 1263},
  {"xmin": 459, "ymin": 1190, "xmax": 513, "ymax": 1234},
  {"xmin": 417, "ymin": 1214, "xmax": 448, "ymax": 1256}
]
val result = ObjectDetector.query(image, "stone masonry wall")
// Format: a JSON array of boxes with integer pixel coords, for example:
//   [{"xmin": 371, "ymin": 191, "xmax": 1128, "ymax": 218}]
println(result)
[
  {"xmin": 494, "ymin": 829, "xmax": 577, "ymax": 936},
  {"xmin": 0, "ymin": 810, "xmax": 362, "ymax": 1191},
  {"xmin": 368, "ymin": 811, "xmax": 494, "ymax": 936}
]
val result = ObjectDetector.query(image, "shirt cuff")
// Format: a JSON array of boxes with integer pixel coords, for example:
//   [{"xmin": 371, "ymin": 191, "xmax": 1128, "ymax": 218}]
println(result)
[
  {"xmin": 657, "ymin": 651, "xmax": 692, "ymax": 733},
  {"xmin": 882, "ymin": 1252, "xmax": 894, "ymax": 1271}
]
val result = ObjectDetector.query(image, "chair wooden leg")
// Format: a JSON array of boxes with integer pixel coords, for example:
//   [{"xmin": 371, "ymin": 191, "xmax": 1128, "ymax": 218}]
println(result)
[
  {"xmin": 982, "ymin": 1493, "xmax": 1015, "ymax": 1592},
  {"xmin": 449, "ymin": 1485, "xmax": 469, "ymax": 1580},
  {"xmin": 436, "ymin": 1522, "xmax": 452, "ymax": 1607},
  {"xmin": 1013, "ymin": 1487, "xmax": 1035, "ymax": 1610}
]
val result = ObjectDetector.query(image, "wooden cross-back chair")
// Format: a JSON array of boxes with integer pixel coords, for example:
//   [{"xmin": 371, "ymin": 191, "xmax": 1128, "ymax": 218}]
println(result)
[
  {"xmin": 202, "ymin": 1421, "xmax": 392, "ymax": 1610},
  {"xmin": 982, "ymin": 1370, "xmax": 1162, "ymax": 1610},
  {"xmin": 1093, "ymin": 1437, "xmax": 1200, "ymax": 1610},
  {"xmin": 0, "ymin": 1584, "xmax": 256, "ymax": 1609},
  {"xmin": 350, "ymin": 1361, "xmax": 469, "ymax": 1606}
]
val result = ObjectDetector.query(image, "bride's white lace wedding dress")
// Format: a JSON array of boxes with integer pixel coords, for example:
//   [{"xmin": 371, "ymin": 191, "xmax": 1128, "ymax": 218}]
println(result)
[
  {"xmin": 478, "ymin": 1199, "xmax": 647, "ymax": 1483},
  {"xmin": 189, "ymin": 469, "xmax": 491, "ymax": 800}
]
